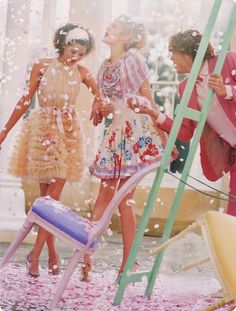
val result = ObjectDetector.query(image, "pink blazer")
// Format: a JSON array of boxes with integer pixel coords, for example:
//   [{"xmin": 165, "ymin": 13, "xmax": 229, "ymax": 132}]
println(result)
[{"xmin": 159, "ymin": 52, "xmax": 236, "ymax": 181}]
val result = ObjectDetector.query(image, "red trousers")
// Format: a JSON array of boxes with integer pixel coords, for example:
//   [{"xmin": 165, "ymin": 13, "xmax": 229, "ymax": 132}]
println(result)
[{"xmin": 227, "ymin": 156, "xmax": 236, "ymax": 216}]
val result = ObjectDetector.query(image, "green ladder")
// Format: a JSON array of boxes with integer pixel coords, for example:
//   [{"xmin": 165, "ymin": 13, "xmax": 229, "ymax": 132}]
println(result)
[{"xmin": 114, "ymin": 0, "xmax": 236, "ymax": 305}]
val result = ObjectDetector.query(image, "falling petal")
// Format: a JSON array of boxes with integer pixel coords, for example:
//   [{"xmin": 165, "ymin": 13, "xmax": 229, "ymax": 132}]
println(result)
[{"xmin": 126, "ymin": 199, "xmax": 136, "ymax": 206}]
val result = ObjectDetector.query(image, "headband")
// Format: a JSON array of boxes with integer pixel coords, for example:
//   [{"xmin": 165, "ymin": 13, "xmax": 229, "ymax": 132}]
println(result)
[{"xmin": 65, "ymin": 27, "xmax": 89, "ymax": 43}]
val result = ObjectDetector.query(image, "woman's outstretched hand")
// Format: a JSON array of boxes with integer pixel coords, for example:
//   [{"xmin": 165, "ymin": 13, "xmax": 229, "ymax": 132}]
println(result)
[
  {"xmin": 127, "ymin": 96, "xmax": 159, "ymax": 120},
  {"xmin": 90, "ymin": 99, "xmax": 103, "ymax": 126},
  {"xmin": 92, "ymin": 111, "xmax": 103, "ymax": 126},
  {"xmin": 90, "ymin": 91, "xmax": 115, "ymax": 126},
  {"xmin": 100, "ymin": 103, "xmax": 113, "ymax": 118}
]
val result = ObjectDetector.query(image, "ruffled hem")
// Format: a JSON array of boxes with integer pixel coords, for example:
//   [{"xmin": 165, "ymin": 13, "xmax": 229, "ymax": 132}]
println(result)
[
  {"xmin": 7, "ymin": 169, "xmax": 84, "ymax": 183},
  {"xmin": 8, "ymin": 108, "xmax": 84, "ymax": 182},
  {"xmin": 90, "ymin": 156, "xmax": 162, "ymax": 179}
]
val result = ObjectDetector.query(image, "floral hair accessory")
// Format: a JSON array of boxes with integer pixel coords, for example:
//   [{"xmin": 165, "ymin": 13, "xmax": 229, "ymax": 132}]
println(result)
[{"xmin": 65, "ymin": 27, "xmax": 89, "ymax": 43}]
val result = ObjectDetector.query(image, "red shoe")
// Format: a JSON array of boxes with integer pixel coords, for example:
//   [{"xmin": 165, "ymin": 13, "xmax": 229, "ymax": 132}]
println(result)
[
  {"xmin": 26, "ymin": 253, "xmax": 40, "ymax": 277},
  {"xmin": 48, "ymin": 254, "xmax": 60, "ymax": 275},
  {"xmin": 80, "ymin": 262, "xmax": 92, "ymax": 282}
]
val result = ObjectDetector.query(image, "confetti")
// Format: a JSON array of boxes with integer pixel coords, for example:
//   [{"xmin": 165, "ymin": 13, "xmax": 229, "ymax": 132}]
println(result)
[
  {"xmin": 0, "ymin": 243, "xmax": 224, "ymax": 311},
  {"xmin": 106, "ymin": 228, "xmax": 113, "ymax": 236},
  {"xmin": 126, "ymin": 199, "xmax": 136, "ymax": 206}
]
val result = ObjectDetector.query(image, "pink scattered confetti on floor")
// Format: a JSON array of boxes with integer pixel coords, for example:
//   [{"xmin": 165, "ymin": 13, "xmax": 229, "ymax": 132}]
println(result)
[{"xmin": 0, "ymin": 263, "xmax": 234, "ymax": 311}]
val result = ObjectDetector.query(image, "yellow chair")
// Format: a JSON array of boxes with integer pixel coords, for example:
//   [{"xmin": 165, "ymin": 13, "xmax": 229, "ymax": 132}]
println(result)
[{"xmin": 150, "ymin": 211, "xmax": 236, "ymax": 311}]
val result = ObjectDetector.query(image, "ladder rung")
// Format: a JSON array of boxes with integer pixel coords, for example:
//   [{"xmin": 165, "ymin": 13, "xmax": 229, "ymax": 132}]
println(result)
[
  {"xmin": 175, "ymin": 106, "xmax": 202, "ymax": 122},
  {"xmin": 119, "ymin": 271, "xmax": 151, "ymax": 284}
]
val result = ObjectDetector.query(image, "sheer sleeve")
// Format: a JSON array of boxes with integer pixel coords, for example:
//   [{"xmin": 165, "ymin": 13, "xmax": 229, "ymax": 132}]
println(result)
[{"xmin": 123, "ymin": 48, "xmax": 149, "ymax": 93}]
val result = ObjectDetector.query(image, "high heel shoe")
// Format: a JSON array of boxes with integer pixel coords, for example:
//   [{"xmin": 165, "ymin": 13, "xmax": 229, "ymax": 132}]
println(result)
[
  {"xmin": 48, "ymin": 254, "xmax": 60, "ymax": 275},
  {"xmin": 133, "ymin": 261, "xmax": 140, "ymax": 271},
  {"xmin": 115, "ymin": 271, "xmax": 122, "ymax": 284},
  {"xmin": 115, "ymin": 261, "xmax": 140, "ymax": 284},
  {"xmin": 80, "ymin": 262, "xmax": 92, "ymax": 282},
  {"xmin": 26, "ymin": 253, "xmax": 40, "ymax": 277}
]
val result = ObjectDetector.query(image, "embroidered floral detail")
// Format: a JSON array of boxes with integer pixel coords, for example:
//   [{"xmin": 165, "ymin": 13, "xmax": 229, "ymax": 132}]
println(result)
[
  {"xmin": 114, "ymin": 154, "xmax": 121, "ymax": 168},
  {"xmin": 147, "ymin": 143, "xmax": 160, "ymax": 156},
  {"xmin": 133, "ymin": 142, "xmax": 139, "ymax": 154},
  {"xmin": 138, "ymin": 137, "xmax": 146, "ymax": 148},
  {"xmin": 140, "ymin": 143, "xmax": 159, "ymax": 162},
  {"xmin": 100, "ymin": 157, "xmax": 107, "ymax": 166},
  {"xmin": 108, "ymin": 130, "xmax": 116, "ymax": 146},
  {"xmin": 125, "ymin": 121, "xmax": 133, "ymax": 139},
  {"xmin": 125, "ymin": 150, "xmax": 132, "ymax": 161},
  {"xmin": 145, "ymin": 137, "xmax": 152, "ymax": 145}
]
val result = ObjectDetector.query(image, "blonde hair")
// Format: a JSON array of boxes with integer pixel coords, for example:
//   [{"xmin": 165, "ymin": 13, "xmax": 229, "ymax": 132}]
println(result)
[{"xmin": 115, "ymin": 15, "xmax": 147, "ymax": 51}]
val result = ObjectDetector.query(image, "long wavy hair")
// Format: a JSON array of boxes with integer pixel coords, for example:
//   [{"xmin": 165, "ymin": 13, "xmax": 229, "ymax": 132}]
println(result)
[{"xmin": 115, "ymin": 15, "xmax": 147, "ymax": 52}]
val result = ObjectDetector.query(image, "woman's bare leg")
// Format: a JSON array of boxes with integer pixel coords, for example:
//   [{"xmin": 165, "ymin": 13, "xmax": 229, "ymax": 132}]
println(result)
[
  {"xmin": 117, "ymin": 178, "xmax": 136, "ymax": 273},
  {"xmin": 28, "ymin": 179, "xmax": 65, "ymax": 276},
  {"xmin": 82, "ymin": 179, "xmax": 119, "ymax": 281},
  {"xmin": 45, "ymin": 180, "xmax": 65, "ymax": 261},
  {"xmin": 92, "ymin": 179, "xmax": 119, "ymax": 221},
  {"xmin": 39, "ymin": 183, "xmax": 56, "ymax": 259}
]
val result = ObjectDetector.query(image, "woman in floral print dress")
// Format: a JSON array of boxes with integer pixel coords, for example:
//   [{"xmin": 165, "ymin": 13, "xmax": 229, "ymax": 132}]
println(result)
[{"xmin": 82, "ymin": 15, "xmax": 174, "ymax": 281}]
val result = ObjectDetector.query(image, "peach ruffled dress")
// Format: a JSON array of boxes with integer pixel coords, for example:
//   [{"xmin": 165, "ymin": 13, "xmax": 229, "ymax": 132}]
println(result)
[{"xmin": 8, "ymin": 59, "xmax": 84, "ymax": 182}]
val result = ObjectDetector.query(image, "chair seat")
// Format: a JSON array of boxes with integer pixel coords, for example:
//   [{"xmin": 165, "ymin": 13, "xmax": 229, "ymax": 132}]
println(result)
[{"xmin": 32, "ymin": 197, "xmax": 96, "ymax": 247}]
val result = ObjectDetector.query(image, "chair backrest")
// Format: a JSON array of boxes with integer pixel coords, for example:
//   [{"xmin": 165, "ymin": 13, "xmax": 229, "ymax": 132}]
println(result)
[
  {"xmin": 200, "ymin": 211, "xmax": 236, "ymax": 298},
  {"xmin": 88, "ymin": 162, "xmax": 161, "ymax": 243}
]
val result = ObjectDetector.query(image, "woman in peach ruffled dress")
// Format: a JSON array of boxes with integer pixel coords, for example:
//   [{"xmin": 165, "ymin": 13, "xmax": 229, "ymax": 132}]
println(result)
[{"xmin": 0, "ymin": 23, "xmax": 102, "ymax": 277}]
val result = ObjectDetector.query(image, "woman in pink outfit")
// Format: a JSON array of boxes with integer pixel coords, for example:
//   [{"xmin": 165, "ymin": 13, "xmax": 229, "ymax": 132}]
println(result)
[{"xmin": 129, "ymin": 29, "xmax": 236, "ymax": 216}]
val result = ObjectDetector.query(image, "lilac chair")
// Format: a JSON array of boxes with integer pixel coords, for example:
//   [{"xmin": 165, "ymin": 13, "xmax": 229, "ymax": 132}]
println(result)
[{"xmin": 0, "ymin": 161, "xmax": 160, "ymax": 310}]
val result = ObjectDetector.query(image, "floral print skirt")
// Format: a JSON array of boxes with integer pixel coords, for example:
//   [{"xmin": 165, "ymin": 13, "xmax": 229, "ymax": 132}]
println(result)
[{"xmin": 90, "ymin": 101, "xmax": 166, "ymax": 179}]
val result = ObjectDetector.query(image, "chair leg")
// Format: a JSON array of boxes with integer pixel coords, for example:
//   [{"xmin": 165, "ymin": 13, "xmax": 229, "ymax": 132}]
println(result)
[
  {"xmin": 181, "ymin": 256, "xmax": 210, "ymax": 270},
  {"xmin": 0, "ymin": 218, "xmax": 34, "ymax": 269},
  {"xmin": 203, "ymin": 294, "xmax": 234, "ymax": 311},
  {"xmin": 49, "ymin": 250, "xmax": 83, "ymax": 310},
  {"xmin": 150, "ymin": 222, "xmax": 199, "ymax": 255}
]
